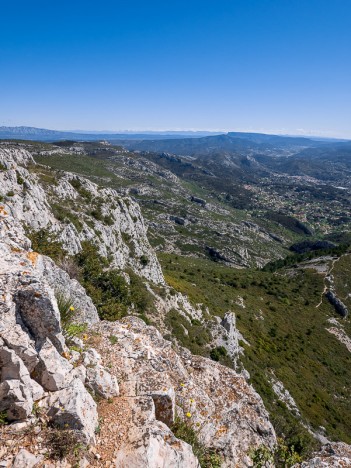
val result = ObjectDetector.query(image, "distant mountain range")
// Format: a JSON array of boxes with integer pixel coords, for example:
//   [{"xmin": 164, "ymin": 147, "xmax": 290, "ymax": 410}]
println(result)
[
  {"xmin": 0, "ymin": 126, "xmax": 222, "ymax": 141},
  {"xmin": 0, "ymin": 126, "xmax": 349, "ymax": 144}
]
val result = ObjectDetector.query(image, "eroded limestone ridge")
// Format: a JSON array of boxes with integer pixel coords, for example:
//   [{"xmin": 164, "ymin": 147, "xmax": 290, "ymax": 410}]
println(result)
[
  {"xmin": 0, "ymin": 210, "xmax": 199, "ymax": 466},
  {"xmin": 0, "ymin": 145, "xmax": 164, "ymax": 284}
]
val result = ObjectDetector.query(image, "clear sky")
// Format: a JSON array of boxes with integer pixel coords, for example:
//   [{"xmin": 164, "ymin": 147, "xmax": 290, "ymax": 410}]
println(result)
[{"xmin": 1, "ymin": 0, "xmax": 350, "ymax": 137}]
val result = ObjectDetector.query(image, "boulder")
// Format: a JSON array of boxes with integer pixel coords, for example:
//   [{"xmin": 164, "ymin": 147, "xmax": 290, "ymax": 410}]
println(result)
[
  {"xmin": 35, "ymin": 339, "xmax": 73, "ymax": 391},
  {"xmin": 0, "ymin": 345, "xmax": 44, "ymax": 401},
  {"xmin": 114, "ymin": 397, "xmax": 199, "ymax": 468},
  {"xmin": 86, "ymin": 365, "xmax": 119, "ymax": 398},
  {"xmin": 40, "ymin": 256, "xmax": 99, "ymax": 325},
  {"xmin": 0, "ymin": 324, "xmax": 39, "ymax": 373},
  {"xmin": 82, "ymin": 348, "xmax": 101, "ymax": 367},
  {"xmin": 0, "ymin": 380, "xmax": 33, "ymax": 421},
  {"xmin": 12, "ymin": 449, "xmax": 43, "ymax": 467},
  {"xmin": 44, "ymin": 378, "xmax": 98, "ymax": 443},
  {"xmin": 15, "ymin": 285, "xmax": 66, "ymax": 353},
  {"xmin": 325, "ymin": 291, "xmax": 349, "ymax": 318}
]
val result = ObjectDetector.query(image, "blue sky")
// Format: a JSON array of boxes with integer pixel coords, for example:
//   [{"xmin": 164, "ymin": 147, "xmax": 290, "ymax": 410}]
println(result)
[{"xmin": 1, "ymin": 0, "xmax": 350, "ymax": 137}]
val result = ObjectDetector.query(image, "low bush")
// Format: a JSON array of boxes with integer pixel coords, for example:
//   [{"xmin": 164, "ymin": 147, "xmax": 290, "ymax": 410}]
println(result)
[
  {"xmin": 74, "ymin": 242, "xmax": 155, "ymax": 321},
  {"xmin": 250, "ymin": 439, "xmax": 302, "ymax": 467},
  {"xmin": 55, "ymin": 292, "xmax": 87, "ymax": 344},
  {"xmin": 46, "ymin": 427, "xmax": 86, "ymax": 462},
  {"xmin": 0, "ymin": 411, "xmax": 8, "ymax": 425},
  {"xmin": 27, "ymin": 228, "xmax": 66, "ymax": 262},
  {"xmin": 172, "ymin": 417, "xmax": 222, "ymax": 468},
  {"xmin": 165, "ymin": 309, "xmax": 211, "ymax": 357}
]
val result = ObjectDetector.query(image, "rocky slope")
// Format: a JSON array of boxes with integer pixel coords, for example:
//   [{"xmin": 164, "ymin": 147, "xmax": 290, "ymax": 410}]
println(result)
[
  {"xmin": 0, "ymin": 145, "xmax": 275, "ymax": 466},
  {"xmin": 0, "ymin": 144, "xmax": 246, "ymax": 362},
  {"xmin": 0, "ymin": 200, "xmax": 276, "ymax": 466},
  {"xmin": 1, "ymin": 142, "xmax": 351, "ymax": 467}
]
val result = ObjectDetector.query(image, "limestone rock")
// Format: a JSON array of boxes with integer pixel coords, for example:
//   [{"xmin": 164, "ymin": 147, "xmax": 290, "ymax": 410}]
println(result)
[
  {"xmin": 298, "ymin": 442, "xmax": 351, "ymax": 467},
  {"xmin": 325, "ymin": 291, "xmax": 349, "ymax": 318},
  {"xmin": 39, "ymin": 256, "xmax": 99, "ymax": 325},
  {"xmin": 35, "ymin": 339, "xmax": 73, "ymax": 391},
  {"xmin": 149, "ymin": 388, "xmax": 175, "ymax": 427},
  {"xmin": 0, "ymin": 145, "xmax": 165, "ymax": 285},
  {"xmin": 0, "ymin": 345, "xmax": 43, "ymax": 401},
  {"xmin": 114, "ymin": 396, "xmax": 199, "ymax": 468},
  {"xmin": 0, "ymin": 380, "xmax": 33, "ymax": 421},
  {"xmin": 86, "ymin": 364, "xmax": 119, "ymax": 398},
  {"xmin": 15, "ymin": 284, "xmax": 66, "ymax": 354},
  {"xmin": 82, "ymin": 348, "xmax": 101, "ymax": 367},
  {"xmin": 69, "ymin": 364, "xmax": 87, "ymax": 384},
  {"xmin": 12, "ymin": 449, "xmax": 43, "ymax": 467},
  {"xmin": 1, "ymin": 325, "xmax": 39, "ymax": 373},
  {"xmin": 43, "ymin": 378, "xmax": 98, "ymax": 443}
]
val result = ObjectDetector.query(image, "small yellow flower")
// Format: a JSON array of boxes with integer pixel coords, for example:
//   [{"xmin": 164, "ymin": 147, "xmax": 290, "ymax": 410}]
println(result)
[
  {"xmin": 69, "ymin": 306, "xmax": 75, "ymax": 311},
  {"xmin": 180, "ymin": 383, "xmax": 185, "ymax": 387},
  {"xmin": 189, "ymin": 398, "xmax": 194, "ymax": 403},
  {"xmin": 82, "ymin": 334, "xmax": 88, "ymax": 341},
  {"xmin": 186, "ymin": 412, "xmax": 192, "ymax": 418}
]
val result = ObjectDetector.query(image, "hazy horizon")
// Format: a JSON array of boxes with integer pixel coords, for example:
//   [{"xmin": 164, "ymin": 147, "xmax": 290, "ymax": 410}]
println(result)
[{"xmin": 1, "ymin": 125, "xmax": 350, "ymax": 140}]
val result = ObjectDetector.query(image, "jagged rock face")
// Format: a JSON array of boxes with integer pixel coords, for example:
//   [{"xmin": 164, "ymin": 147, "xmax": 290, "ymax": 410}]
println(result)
[
  {"xmin": 92, "ymin": 317, "xmax": 276, "ymax": 467},
  {"xmin": 325, "ymin": 291, "xmax": 349, "ymax": 318},
  {"xmin": 112, "ymin": 396, "xmax": 200, "ymax": 468},
  {"xmin": 0, "ymin": 145, "xmax": 164, "ymax": 284},
  {"xmin": 299, "ymin": 442, "xmax": 351, "ymax": 467},
  {"xmin": 0, "ymin": 210, "xmax": 102, "ymax": 442},
  {"xmin": 211, "ymin": 312, "xmax": 244, "ymax": 368},
  {"xmin": 0, "ymin": 209, "xmax": 202, "ymax": 465},
  {"xmin": 0, "ymin": 210, "xmax": 99, "ymax": 328},
  {"xmin": 43, "ymin": 378, "xmax": 98, "ymax": 444}
]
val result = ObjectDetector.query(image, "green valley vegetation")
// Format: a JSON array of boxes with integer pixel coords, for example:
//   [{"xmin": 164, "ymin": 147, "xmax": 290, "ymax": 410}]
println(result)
[{"xmin": 159, "ymin": 251, "xmax": 351, "ymax": 457}]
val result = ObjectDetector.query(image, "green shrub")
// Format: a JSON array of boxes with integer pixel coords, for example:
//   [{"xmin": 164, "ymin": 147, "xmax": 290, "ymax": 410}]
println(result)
[
  {"xmin": 165, "ymin": 309, "xmax": 211, "ymax": 357},
  {"xmin": 6, "ymin": 190, "xmax": 15, "ymax": 197},
  {"xmin": 47, "ymin": 428, "xmax": 86, "ymax": 462},
  {"xmin": 121, "ymin": 232, "xmax": 131, "ymax": 243},
  {"xmin": 50, "ymin": 203, "xmax": 83, "ymax": 231},
  {"xmin": 0, "ymin": 411, "xmax": 8, "ymax": 425},
  {"xmin": 172, "ymin": 417, "xmax": 222, "ymax": 468},
  {"xmin": 69, "ymin": 178, "xmax": 92, "ymax": 201},
  {"xmin": 209, "ymin": 346, "xmax": 228, "ymax": 362},
  {"xmin": 103, "ymin": 215, "xmax": 114, "ymax": 226},
  {"xmin": 27, "ymin": 228, "xmax": 66, "ymax": 262},
  {"xmin": 108, "ymin": 335, "xmax": 118, "ymax": 345},
  {"xmin": 90, "ymin": 209, "xmax": 103, "ymax": 221},
  {"xmin": 55, "ymin": 292, "xmax": 87, "ymax": 344},
  {"xmin": 74, "ymin": 242, "xmax": 155, "ymax": 321},
  {"xmin": 16, "ymin": 172, "xmax": 24, "ymax": 185},
  {"xmin": 250, "ymin": 439, "xmax": 302, "ymax": 468},
  {"xmin": 140, "ymin": 255, "xmax": 149, "ymax": 266}
]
